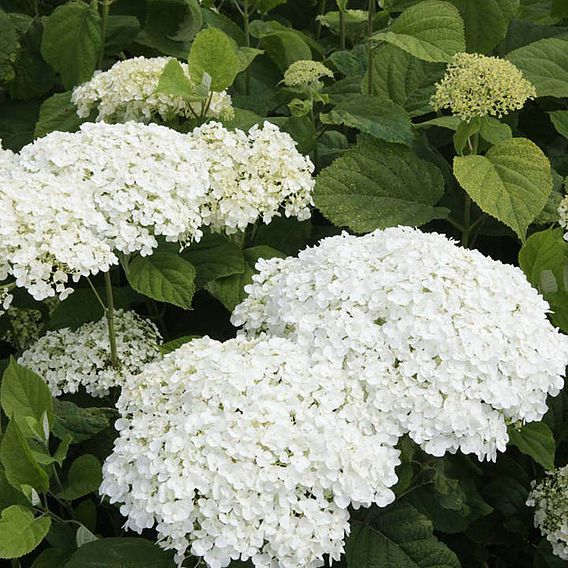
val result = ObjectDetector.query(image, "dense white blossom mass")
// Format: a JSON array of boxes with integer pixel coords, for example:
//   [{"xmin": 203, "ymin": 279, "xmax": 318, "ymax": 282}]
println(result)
[
  {"xmin": 233, "ymin": 227, "xmax": 568, "ymax": 461},
  {"xmin": 527, "ymin": 466, "xmax": 568, "ymax": 560},
  {"xmin": 102, "ymin": 335, "xmax": 401, "ymax": 568},
  {"xmin": 19, "ymin": 310, "xmax": 162, "ymax": 397},
  {"xmin": 72, "ymin": 56, "xmax": 234, "ymax": 123}
]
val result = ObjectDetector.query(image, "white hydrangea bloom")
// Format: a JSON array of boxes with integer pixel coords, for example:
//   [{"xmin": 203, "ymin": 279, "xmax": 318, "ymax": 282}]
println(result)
[
  {"xmin": 189, "ymin": 121, "xmax": 314, "ymax": 234},
  {"xmin": 1, "ymin": 122, "xmax": 210, "ymax": 300},
  {"xmin": 19, "ymin": 310, "xmax": 162, "ymax": 397},
  {"xmin": 72, "ymin": 57, "xmax": 234, "ymax": 123},
  {"xmin": 102, "ymin": 335, "xmax": 401, "ymax": 568},
  {"xmin": 527, "ymin": 465, "xmax": 568, "ymax": 560},
  {"xmin": 0, "ymin": 287, "xmax": 13, "ymax": 318},
  {"xmin": 233, "ymin": 227, "xmax": 568, "ymax": 461}
]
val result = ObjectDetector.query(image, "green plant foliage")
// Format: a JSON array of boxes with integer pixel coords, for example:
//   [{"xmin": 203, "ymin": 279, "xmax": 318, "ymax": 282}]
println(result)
[
  {"xmin": 0, "ymin": 506, "xmax": 51, "ymax": 559},
  {"xmin": 58, "ymin": 455, "xmax": 102, "ymax": 500},
  {"xmin": 508, "ymin": 422, "xmax": 556, "ymax": 470}
]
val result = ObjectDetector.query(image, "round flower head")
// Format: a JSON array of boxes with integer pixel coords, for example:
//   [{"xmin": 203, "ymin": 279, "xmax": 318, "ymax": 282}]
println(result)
[
  {"xmin": 558, "ymin": 195, "xmax": 568, "ymax": 239},
  {"xmin": 19, "ymin": 310, "xmax": 162, "ymax": 397},
  {"xmin": 527, "ymin": 466, "xmax": 568, "ymax": 560},
  {"xmin": 283, "ymin": 60, "xmax": 334, "ymax": 89},
  {"xmin": 72, "ymin": 56, "xmax": 234, "ymax": 123},
  {"xmin": 431, "ymin": 52, "xmax": 536, "ymax": 121},
  {"xmin": 233, "ymin": 227, "xmax": 568, "ymax": 461},
  {"xmin": 1, "ymin": 122, "xmax": 209, "ymax": 300},
  {"xmin": 189, "ymin": 121, "xmax": 314, "ymax": 234},
  {"xmin": 3, "ymin": 307, "xmax": 44, "ymax": 350},
  {"xmin": 103, "ymin": 335, "xmax": 401, "ymax": 568}
]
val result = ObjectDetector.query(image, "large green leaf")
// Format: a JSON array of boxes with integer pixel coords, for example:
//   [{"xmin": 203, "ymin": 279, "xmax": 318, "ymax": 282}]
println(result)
[
  {"xmin": 188, "ymin": 27, "xmax": 241, "ymax": 91},
  {"xmin": 549, "ymin": 110, "xmax": 568, "ymax": 139},
  {"xmin": 0, "ymin": 506, "xmax": 50, "ymax": 559},
  {"xmin": 373, "ymin": 0, "xmax": 466, "ymax": 63},
  {"xmin": 52, "ymin": 400, "xmax": 114, "ymax": 444},
  {"xmin": 447, "ymin": 0, "xmax": 519, "ymax": 53},
  {"xmin": 366, "ymin": 45, "xmax": 445, "ymax": 117},
  {"xmin": 58, "ymin": 455, "xmax": 102, "ymax": 501},
  {"xmin": 41, "ymin": 1, "xmax": 102, "ymax": 89},
  {"xmin": 453, "ymin": 137, "xmax": 552, "ymax": 240},
  {"xmin": 314, "ymin": 137, "xmax": 447, "ymax": 233},
  {"xmin": 508, "ymin": 422, "xmax": 555, "ymax": 470},
  {"xmin": 260, "ymin": 30, "xmax": 312, "ymax": 71},
  {"xmin": 0, "ymin": 10, "xmax": 18, "ymax": 84},
  {"xmin": 346, "ymin": 502, "xmax": 461, "ymax": 568},
  {"xmin": 126, "ymin": 252, "xmax": 196, "ymax": 310},
  {"xmin": 35, "ymin": 91, "xmax": 85, "ymax": 139},
  {"xmin": 1, "ymin": 360, "xmax": 52, "ymax": 439},
  {"xmin": 507, "ymin": 37, "xmax": 568, "ymax": 98},
  {"xmin": 64, "ymin": 537, "xmax": 176, "ymax": 567},
  {"xmin": 0, "ymin": 421, "xmax": 49, "ymax": 494},
  {"xmin": 321, "ymin": 95, "xmax": 414, "ymax": 145}
]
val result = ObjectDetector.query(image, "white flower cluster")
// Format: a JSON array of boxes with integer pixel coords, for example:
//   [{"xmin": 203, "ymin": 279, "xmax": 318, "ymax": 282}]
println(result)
[
  {"xmin": 233, "ymin": 227, "xmax": 568, "ymax": 461},
  {"xmin": 190, "ymin": 121, "xmax": 314, "ymax": 233},
  {"xmin": 527, "ymin": 466, "xmax": 568, "ymax": 560},
  {"xmin": 72, "ymin": 57, "xmax": 234, "ymax": 123},
  {"xmin": 0, "ymin": 287, "xmax": 13, "ymax": 319},
  {"xmin": 102, "ymin": 335, "xmax": 401, "ymax": 568},
  {"xmin": 1, "ymin": 122, "xmax": 210, "ymax": 300},
  {"xmin": 19, "ymin": 310, "xmax": 162, "ymax": 397}
]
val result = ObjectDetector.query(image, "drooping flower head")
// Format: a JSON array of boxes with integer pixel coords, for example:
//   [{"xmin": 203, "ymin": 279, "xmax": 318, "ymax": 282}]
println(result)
[
  {"xmin": 527, "ymin": 466, "xmax": 568, "ymax": 560},
  {"xmin": 72, "ymin": 56, "xmax": 234, "ymax": 123},
  {"xmin": 283, "ymin": 60, "xmax": 334, "ymax": 90},
  {"xmin": 102, "ymin": 335, "xmax": 401, "ymax": 568},
  {"xmin": 431, "ymin": 52, "xmax": 536, "ymax": 121},
  {"xmin": 188, "ymin": 121, "xmax": 314, "ymax": 234},
  {"xmin": 233, "ymin": 227, "xmax": 568, "ymax": 461},
  {"xmin": 19, "ymin": 310, "xmax": 162, "ymax": 397}
]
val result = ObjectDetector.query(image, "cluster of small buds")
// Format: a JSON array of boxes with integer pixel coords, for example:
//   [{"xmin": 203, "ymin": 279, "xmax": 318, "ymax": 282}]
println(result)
[
  {"xmin": 0, "ymin": 286, "xmax": 13, "ymax": 319},
  {"xmin": 431, "ymin": 52, "xmax": 536, "ymax": 121},
  {"xmin": 2, "ymin": 307, "xmax": 44, "ymax": 350},
  {"xmin": 527, "ymin": 466, "xmax": 568, "ymax": 560},
  {"xmin": 283, "ymin": 60, "xmax": 334, "ymax": 89},
  {"xmin": 19, "ymin": 310, "xmax": 162, "ymax": 397},
  {"xmin": 72, "ymin": 57, "xmax": 234, "ymax": 123}
]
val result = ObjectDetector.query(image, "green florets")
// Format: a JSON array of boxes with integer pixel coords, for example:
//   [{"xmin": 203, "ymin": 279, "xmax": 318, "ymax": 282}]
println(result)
[
  {"xmin": 431, "ymin": 52, "xmax": 537, "ymax": 122},
  {"xmin": 283, "ymin": 60, "xmax": 334, "ymax": 89}
]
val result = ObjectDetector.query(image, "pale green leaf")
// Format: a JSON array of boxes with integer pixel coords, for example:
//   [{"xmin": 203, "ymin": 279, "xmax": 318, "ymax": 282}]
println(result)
[
  {"xmin": 508, "ymin": 422, "xmax": 555, "ymax": 470},
  {"xmin": 549, "ymin": 110, "xmax": 568, "ymax": 139},
  {"xmin": 260, "ymin": 31, "xmax": 312, "ymax": 71},
  {"xmin": 0, "ymin": 506, "xmax": 50, "ymax": 559},
  {"xmin": 156, "ymin": 58, "xmax": 193, "ymax": 98}
]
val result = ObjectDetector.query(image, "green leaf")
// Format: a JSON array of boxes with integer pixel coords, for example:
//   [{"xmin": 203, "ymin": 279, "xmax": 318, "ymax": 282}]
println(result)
[
  {"xmin": 0, "ymin": 421, "xmax": 49, "ymax": 495},
  {"xmin": 156, "ymin": 58, "xmax": 193, "ymax": 98},
  {"xmin": 549, "ymin": 110, "xmax": 568, "ymax": 140},
  {"xmin": 104, "ymin": 15, "xmax": 141, "ymax": 55},
  {"xmin": 58, "ymin": 455, "xmax": 102, "ymax": 501},
  {"xmin": 52, "ymin": 400, "xmax": 114, "ymax": 444},
  {"xmin": 127, "ymin": 252, "xmax": 196, "ymax": 310},
  {"xmin": 41, "ymin": 1, "xmax": 102, "ymax": 89},
  {"xmin": 31, "ymin": 548, "xmax": 72, "ymax": 568},
  {"xmin": 508, "ymin": 422, "xmax": 555, "ymax": 470},
  {"xmin": 453, "ymin": 137, "xmax": 552, "ymax": 240},
  {"xmin": 255, "ymin": 0, "xmax": 287, "ymax": 13},
  {"xmin": 447, "ymin": 0, "xmax": 519, "ymax": 53},
  {"xmin": 181, "ymin": 233, "xmax": 245, "ymax": 288},
  {"xmin": 0, "ymin": 98, "xmax": 40, "ymax": 151},
  {"xmin": 206, "ymin": 246, "xmax": 285, "ymax": 312},
  {"xmin": 346, "ymin": 502, "xmax": 461, "ymax": 568},
  {"xmin": 0, "ymin": 469, "xmax": 29, "ymax": 511},
  {"xmin": 64, "ymin": 537, "xmax": 176, "ymax": 567},
  {"xmin": 160, "ymin": 336, "xmax": 199, "ymax": 355},
  {"xmin": 314, "ymin": 137, "xmax": 447, "ymax": 233},
  {"xmin": 1, "ymin": 360, "xmax": 52, "ymax": 438},
  {"xmin": 8, "ymin": 48, "xmax": 55, "ymax": 101},
  {"xmin": 507, "ymin": 37, "xmax": 568, "ymax": 98},
  {"xmin": 144, "ymin": 0, "xmax": 202, "ymax": 57},
  {"xmin": 259, "ymin": 30, "xmax": 312, "ymax": 71},
  {"xmin": 366, "ymin": 45, "xmax": 446, "ymax": 117},
  {"xmin": 0, "ymin": 10, "xmax": 18, "ymax": 84},
  {"xmin": 34, "ymin": 91, "xmax": 85, "ymax": 139},
  {"xmin": 0, "ymin": 505, "xmax": 50, "ymax": 559},
  {"xmin": 321, "ymin": 95, "xmax": 414, "ymax": 146},
  {"xmin": 373, "ymin": 0, "xmax": 466, "ymax": 63},
  {"xmin": 188, "ymin": 27, "xmax": 241, "ymax": 91},
  {"xmin": 479, "ymin": 116, "xmax": 513, "ymax": 145},
  {"xmin": 453, "ymin": 117, "xmax": 481, "ymax": 156}
]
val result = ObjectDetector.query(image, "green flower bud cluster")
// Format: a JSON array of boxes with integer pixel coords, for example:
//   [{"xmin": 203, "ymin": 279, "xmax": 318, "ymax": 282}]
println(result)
[
  {"xmin": 283, "ymin": 60, "xmax": 334, "ymax": 89},
  {"xmin": 431, "ymin": 52, "xmax": 536, "ymax": 122}
]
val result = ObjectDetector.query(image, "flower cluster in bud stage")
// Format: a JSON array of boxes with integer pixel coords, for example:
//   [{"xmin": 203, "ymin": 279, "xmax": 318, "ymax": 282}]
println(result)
[
  {"xmin": 0, "ymin": 121, "xmax": 314, "ymax": 300},
  {"xmin": 283, "ymin": 60, "xmax": 334, "ymax": 89},
  {"xmin": 72, "ymin": 57, "xmax": 234, "ymax": 123},
  {"xmin": 431, "ymin": 52, "xmax": 536, "ymax": 121},
  {"xmin": 19, "ymin": 310, "xmax": 162, "ymax": 398},
  {"xmin": 527, "ymin": 466, "xmax": 568, "ymax": 560}
]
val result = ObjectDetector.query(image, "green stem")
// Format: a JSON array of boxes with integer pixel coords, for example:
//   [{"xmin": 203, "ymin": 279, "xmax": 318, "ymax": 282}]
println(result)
[
  {"xmin": 339, "ymin": 9, "xmax": 346, "ymax": 50},
  {"xmin": 98, "ymin": 0, "xmax": 111, "ymax": 68},
  {"xmin": 104, "ymin": 271, "xmax": 119, "ymax": 368},
  {"xmin": 315, "ymin": 0, "xmax": 326, "ymax": 40},
  {"xmin": 367, "ymin": 0, "xmax": 375, "ymax": 95},
  {"xmin": 461, "ymin": 132, "xmax": 479, "ymax": 248},
  {"xmin": 243, "ymin": 0, "xmax": 251, "ymax": 96}
]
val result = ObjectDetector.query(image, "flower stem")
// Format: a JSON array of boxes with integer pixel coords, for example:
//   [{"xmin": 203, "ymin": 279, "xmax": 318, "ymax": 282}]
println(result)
[
  {"xmin": 98, "ymin": 0, "xmax": 111, "ymax": 68},
  {"xmin": 243, "ymin": 0, "xmax": 251, "ymax": 96},
  {"xmin": 315, "ymin": 0, "xmax": 326, "ymax": 40},
  {"xmin": 104, "ymin": 271, "xmax": 119, "ymax": 368},
  {"xmin": 367, "ymin": 0, "xmax": 375, "ymax": 95},
  {"xmin": 461, "ymin": 132, "xmax": 479, "ymax": 248},
  {"xmin": 339, "ymin": 8, "xmax": 346, "ymax": 50}
]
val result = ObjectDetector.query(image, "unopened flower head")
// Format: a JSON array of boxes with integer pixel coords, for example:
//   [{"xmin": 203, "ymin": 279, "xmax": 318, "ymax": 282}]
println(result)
[
  {"xmin": 2, "ymin": 122, "xmax": 209, "ymax": 300},
  {"xmin": 189, "ymin": 121, "xmax": 314, "ymax": 233},
  {"xmin": 283, "ymin": 60, "xmax": 333, "ymax": 89},
  {"xmin": 431, "ymin": 53, "xmax": 536, "ymax": 121},
  {"xmin": 233, "ymin": 227, "xmax": 568, "ymax": 461},
  {"xmin": 3, "ymin": 307, "xmax": 44, "ymax": 350},
  {"xmin": 19, "ymin": 310, "xmax": 162, "ymax": 397},
  {"xmin": 558, "ymin": 195, "xmax": 568, "ymax": 239},
  {"xmin": 103, "ymin": 335, "xmax": 400, "ymax": 568},
  {"xmin": 72, "ymin": 56, "xmax": 234, "ymax": 123},
  {"xmin": 527, "ymin": 466, "xmax": 568, "ymax": 560}
]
